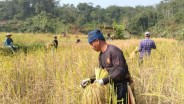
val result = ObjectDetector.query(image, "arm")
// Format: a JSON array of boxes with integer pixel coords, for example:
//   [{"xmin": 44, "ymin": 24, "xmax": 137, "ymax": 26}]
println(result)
[
  {"xmin": 11, "ymin": 38, "xmax": 13, "ymax": 44},
  {"xmin": 89, "ymin": 75, "xmax": 96, "ymax": 83},
  {"xmin": 81, "ymin": 73, "xmax": 95, "ymax": 88},
  {"xmin": 152, "ymin": 41, "xmax": 156, "ymax": 49},
  {"xmin": 9, "ymin": 38, "xmax": 13, "ymax": 45},
  {"xmin": 103, "ymin": 50, "xmax": 128, "ymax": 85}
]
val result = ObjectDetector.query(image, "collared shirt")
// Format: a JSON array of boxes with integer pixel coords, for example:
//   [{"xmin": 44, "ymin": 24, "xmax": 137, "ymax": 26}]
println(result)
[{"xmin": 138, "ymin": 38, "xmax": 156, "ymax": 58}]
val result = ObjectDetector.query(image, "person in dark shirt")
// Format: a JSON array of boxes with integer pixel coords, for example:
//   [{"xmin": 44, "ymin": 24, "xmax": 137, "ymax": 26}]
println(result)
[
  {"xmin": 81, "ymin": 30, "xmax": 132, "ymax": 104},
  {"xmin": 52, "ymin": 35, "xmax": 58, "ymax": 49}
]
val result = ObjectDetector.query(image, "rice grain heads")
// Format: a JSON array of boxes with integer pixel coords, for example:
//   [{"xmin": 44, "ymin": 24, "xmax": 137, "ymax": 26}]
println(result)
[{"xmin": 82, "ymin": 68, "xmax": 109, "ymax": 104}]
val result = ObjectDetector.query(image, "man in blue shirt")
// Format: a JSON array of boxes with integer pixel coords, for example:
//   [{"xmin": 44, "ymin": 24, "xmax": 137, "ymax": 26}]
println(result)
[
  {"xmin": 4, "ymin": 33, "xmax": 17, "ymax": 53},
  {"xmin": 136, "ymin": 32, "xmax": 156, "ymax": 63}
]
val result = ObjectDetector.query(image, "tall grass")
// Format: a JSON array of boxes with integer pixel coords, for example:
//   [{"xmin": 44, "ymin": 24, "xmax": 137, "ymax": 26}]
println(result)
[{"xmin": 0, "ymin": 33, "xmax": 183, "ymax": 104}]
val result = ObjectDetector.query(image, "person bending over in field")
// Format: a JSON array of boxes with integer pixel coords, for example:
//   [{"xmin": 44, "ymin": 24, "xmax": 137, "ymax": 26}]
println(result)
[
  {"xmin": 81, "ymin": 30, "xmax": 133, "ymax": 104},
  {"xmin": 136, "ymin": 32, "xmax": 156, "ymax": 64},
  {"xmin": 4, "ymin": 33, "xmax": 17, "ymax": 53}
]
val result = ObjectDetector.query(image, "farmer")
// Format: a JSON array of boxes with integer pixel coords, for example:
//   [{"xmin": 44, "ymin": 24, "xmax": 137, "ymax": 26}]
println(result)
[
  {"xmin": 4, "ymin": 33, "xmax": 17, "ymax": 53},
  {"xmin": 81, "ymin": 30, "xmax": 133, "ymax": 104},
  {"xmin": 52, "ymin": 35, "xmax": 58, "ymax": 49},
  {"xmin": 136, "ymin": 32, "xmax": 156, "ymax": 63}
]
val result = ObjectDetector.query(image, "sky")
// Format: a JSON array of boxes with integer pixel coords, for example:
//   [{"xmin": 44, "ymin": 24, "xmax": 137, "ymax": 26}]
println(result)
[{"xmin": 60, "ymin": 0, "xmax": 163, "ymax": 8}]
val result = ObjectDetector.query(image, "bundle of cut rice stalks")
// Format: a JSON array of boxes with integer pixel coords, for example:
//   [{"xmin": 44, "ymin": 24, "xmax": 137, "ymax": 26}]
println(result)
[
  {"xmin": 82, "ymin": 68, "xmax": 109, "ymax": 104},
  {"xmin": 129, "ymin": 47, "xmax": 139, "ymax": 59}
]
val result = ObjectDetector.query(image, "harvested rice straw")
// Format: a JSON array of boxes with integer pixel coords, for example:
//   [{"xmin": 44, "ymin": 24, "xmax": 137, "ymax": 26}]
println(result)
[
  {"xmin": 99, "ymin": 70, "xmax": 108, "ymax": 79},
  {"xmin": 129, "ymin": 47, "xmax": 138, "ymax": 59},
  {"xmin": 95, "ymin": 68, "xmax": 101, "ymax": 80},
  {"xmin": 82, "ymin": 83, "xmax": 106, "ymax": 104},
  {"xmin": 82, "ymin": 68, "xmax": 109, "ymax": 104},
  {"xmin": 95, "ymin": 68, "xmax": 108, "ymax": 80}
]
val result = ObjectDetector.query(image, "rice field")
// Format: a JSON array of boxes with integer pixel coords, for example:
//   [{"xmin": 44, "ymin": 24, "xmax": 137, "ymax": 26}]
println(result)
[{"xmin": 0, "ymin": 33, "xmax": 183, "ymax": 104}]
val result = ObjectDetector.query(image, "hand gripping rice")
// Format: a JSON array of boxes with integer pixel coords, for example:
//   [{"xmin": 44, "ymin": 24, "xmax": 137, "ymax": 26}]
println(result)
[{"xmin": 82, "ymin": 68, "xmax": 109, "ymax": 104}]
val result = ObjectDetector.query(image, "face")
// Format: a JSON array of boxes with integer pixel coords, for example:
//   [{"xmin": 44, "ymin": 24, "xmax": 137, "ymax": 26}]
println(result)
[
  {"xmin": 90, "ymin": 39, "xmax": 101, "ymax": 52},
  {"xmin": 145, "ymin": 36, "xmax": 150, "ymax": 38}
]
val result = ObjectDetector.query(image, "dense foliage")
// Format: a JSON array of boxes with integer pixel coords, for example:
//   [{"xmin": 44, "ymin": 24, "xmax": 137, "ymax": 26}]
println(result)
[{"xmin": 0, "ymin": 0, "xmax": 184, "ymax": 39}]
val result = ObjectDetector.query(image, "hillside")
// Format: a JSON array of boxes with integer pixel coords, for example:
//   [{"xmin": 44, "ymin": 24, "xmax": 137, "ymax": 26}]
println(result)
[{"xmin": 0, "ymin": 0, "xmax": 184, "ymax": 39}]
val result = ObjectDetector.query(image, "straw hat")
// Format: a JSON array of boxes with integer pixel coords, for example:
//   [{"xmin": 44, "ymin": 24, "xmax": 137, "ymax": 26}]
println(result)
[{"xmin": 6, "ymin": 33, "xmax": 12, "ymax": 37}]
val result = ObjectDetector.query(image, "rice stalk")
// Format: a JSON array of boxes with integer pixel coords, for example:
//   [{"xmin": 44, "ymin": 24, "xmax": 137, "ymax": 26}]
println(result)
[{"xmin": 82, "ymin": 68, "xmax": 109, "ymax": 104}]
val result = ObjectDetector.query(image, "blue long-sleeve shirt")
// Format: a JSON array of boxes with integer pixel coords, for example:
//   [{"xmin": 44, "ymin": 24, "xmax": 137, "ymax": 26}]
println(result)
[
  {"xmin": 138, "ymin": 38, "xmax": 156, "ymax": 58},
  {"xmin": 4, "ymin": 38, "xmax": 13, "ymax": 46}
]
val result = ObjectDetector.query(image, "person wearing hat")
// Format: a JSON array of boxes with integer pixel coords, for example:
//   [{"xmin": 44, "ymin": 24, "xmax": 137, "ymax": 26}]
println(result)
[
  {"xmin": 136, "ymin": 32, "xmax": 156, "ymax": 63},
  {"xmin": 81, "ymin": 30, "xmax": 133, "ymax": 104},
  {"xmin": 4, "ymin": 33, "xmax": 17, "ymax": 52}
]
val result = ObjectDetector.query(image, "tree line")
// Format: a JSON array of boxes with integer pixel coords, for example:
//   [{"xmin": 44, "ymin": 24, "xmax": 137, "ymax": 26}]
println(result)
[{"xmin": 0, "ymin": 0, "xmax": 184, "ymax": 39}]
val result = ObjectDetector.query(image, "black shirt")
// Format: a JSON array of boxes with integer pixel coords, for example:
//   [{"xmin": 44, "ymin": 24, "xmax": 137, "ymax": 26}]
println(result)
[
  {"xmin": 99, "ymin": 45, "xmax": 129, "ymax": 85},
  {"xmin": 53, "ymin": 39, "xmax": 58, "ymax": 48}
]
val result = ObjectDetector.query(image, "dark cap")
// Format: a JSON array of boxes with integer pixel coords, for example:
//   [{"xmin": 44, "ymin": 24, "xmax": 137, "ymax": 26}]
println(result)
[
  {"xmin": 76, "ymin": 39, "xmax": 81, "ymax": 43},
  {"xmin": 88, "ymin": 30, "xmax": 105, "ymax": 43},
  {"xmin": 53, "ymin": 35, "xmax": 57, "ymax": 38}
]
